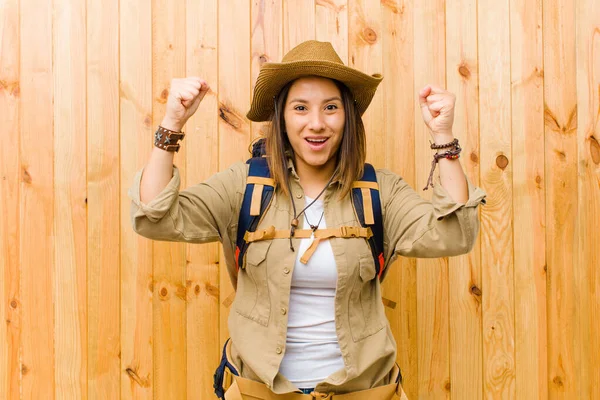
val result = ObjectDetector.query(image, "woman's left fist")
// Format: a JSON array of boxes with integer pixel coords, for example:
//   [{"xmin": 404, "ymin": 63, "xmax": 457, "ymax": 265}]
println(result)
[{"xmin": 418, "ymin": 85, "xmax": 456, "ymax": 137}]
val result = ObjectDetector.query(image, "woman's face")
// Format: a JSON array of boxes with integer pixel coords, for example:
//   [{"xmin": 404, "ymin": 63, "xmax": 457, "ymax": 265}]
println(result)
[{"xmin": 283, "ymin": 76, "xmax": 345, "ymax": 178}]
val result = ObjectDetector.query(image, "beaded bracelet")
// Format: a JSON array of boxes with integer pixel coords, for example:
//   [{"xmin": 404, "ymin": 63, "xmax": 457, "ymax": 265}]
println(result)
[
  {"xmin": 423, "ymin": 139, "xmax": 462, "ymax": 190},
  {"xmin": 430, "ymin": 138, "xmax": 459, "ymax": 150}
]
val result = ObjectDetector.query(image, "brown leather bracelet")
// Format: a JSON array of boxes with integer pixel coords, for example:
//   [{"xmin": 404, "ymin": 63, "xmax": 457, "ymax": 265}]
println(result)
[{"xmin": 154, "ymin": 125, "xmax": 185, "ymax": 152}]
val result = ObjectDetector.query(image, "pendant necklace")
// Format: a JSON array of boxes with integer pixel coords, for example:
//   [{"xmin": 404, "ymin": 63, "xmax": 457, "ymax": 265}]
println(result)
[
  {"xmin": 304, "ymin": 209, "xmax": 325, "ymax": 248},
  {"xmin": 285, "ymin": 167, "xmax": 338, "ymax": 252}
]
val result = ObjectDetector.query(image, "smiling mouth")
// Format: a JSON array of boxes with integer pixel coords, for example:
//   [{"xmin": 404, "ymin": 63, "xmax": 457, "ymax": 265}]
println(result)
[{"xmin": 305, "ymin": 138, "xmax": 328, "ymax": 143}]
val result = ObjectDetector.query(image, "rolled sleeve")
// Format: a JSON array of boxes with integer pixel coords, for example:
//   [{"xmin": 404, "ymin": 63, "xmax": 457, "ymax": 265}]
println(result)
[
  {"xmin": 431, "ymin": 175, "xmax": 487, "ymax": 220},
  {"xmin": 379, "ymin": 169, "xmax": 486, "ymax": 261},
  {"xmin": 128, "ymin": 165, "xmax": 182, "ymax": 223},
  {"xmin": 127, "ymin": 162, "xmax": 246, "ymax": 244}
]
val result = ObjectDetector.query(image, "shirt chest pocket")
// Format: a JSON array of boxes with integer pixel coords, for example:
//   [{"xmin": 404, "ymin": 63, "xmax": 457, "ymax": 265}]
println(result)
[
  {"xmin": 348, "ymin": 252, "xmax": 386, "ymax": 342},
  {"xmin": 234, "ymin": 240, "xmax": 272, "ymax": 327}
]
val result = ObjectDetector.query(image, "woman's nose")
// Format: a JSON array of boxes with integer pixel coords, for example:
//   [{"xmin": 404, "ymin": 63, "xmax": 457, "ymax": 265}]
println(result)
[{"xmin": 308, "ymin": 111, "xmax": 325, "ymax": 131}]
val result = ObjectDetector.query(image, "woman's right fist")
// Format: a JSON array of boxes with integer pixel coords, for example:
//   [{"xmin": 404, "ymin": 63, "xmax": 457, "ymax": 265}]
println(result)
[{"xmin": 162, "ymin": 77, "xmax": 210, "ymax": 131}]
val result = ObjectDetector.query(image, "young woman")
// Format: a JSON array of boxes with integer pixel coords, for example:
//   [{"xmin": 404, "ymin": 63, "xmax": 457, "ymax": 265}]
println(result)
[{"xmin": 129, "ymin": 40, "xmax": 486, "ymax": 399}]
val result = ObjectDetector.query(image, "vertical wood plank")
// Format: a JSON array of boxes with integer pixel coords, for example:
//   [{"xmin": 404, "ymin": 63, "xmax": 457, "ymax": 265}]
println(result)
[
  {"xmin": 510, "ymin": 0, "xmax": 547, "ymax": 398},
  {"xmin": 316, "ymin": 0, "xmax": 348, "ymax": 64},
  {"xmin": 543, "ymin": 0, "xmax": 578, "ymax": 397},
  {"xmin": 348, "ymin": 0, "xmax": 383, "ymax": 168},
  {"xmin": 479, "ymin": 0, "xmax": 516, "ymax": 396},
  {"xmin": 381, "ymin": 0, "xmax": 418, "ymax": 396},
  {"xmin": 446, "ymin": 0, "xmax": 483, "ymax": 398},
  {"xmin": 54, "ymin": 0, "xmax": 88, "ymax": 397},
  {"xmin": 575, "ymin": 0, "xmax": 600, "ymax": 396},
  {"xmin": 284, "ymin": 0, "xmax": 315, "ymax": 51},
  {"xmin": 87, "ymin": 0, "xmax": 121, "ymax": 397},
  {"xmin": 413, "ymin": 0, "xmax": 450, "ymax": 396},
  {"xmin": 0, "ymin": 0, "xmax": 21, "ymax": 398},
  {"xmin": 20, "ymin": 0, "xmax": 55, "ymax": 397},
  {"xmin": 251, "ymin": 0, "xmax": 283, "ymax": 140},
  {"xmin": 152, "ymin": 0, "xmax": 187, "ymax": 398},
  {"xmin": 185, "ymin": 0, "xmax": 220, "ymax": 398},
  {"xmin": 218, "ymin": 0, "xmax": 251, "ymax": 348},
  {"xmin": 120, "ymin": 0, "xmax": 153, "ymax": 397}
]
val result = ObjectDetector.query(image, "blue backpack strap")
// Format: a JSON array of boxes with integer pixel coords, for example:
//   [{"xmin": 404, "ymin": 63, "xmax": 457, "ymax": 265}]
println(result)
[
  {"xmin": 213, "ymin": 338, "xmax": 239, "ymax": 399},
  {"xmin": 235, "ymin": 156, "xmax": 275, "ymax": 270},
  {"xmin": 351, "ymin": 163, "xmax": 385, "ymax": 280}
]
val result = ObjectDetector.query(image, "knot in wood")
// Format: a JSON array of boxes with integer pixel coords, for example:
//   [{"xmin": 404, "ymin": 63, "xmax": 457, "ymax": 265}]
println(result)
[
  {"xmin": 589, "ymin": 135, "xmax": 600, "ymax": 164},
  {"xmin": 496, "ymin": 155, "xmax": 509, "ymax": 170},
  {"xmin": 362, "ymin": 27, "xmax": 378, "ymax": 44},
  {"xmin": 552, "ymin": 376, "xmax": 564, "ymax": 387},
  {"xmin": 159, "ymin": 286, "xmax": 168, "ymax": 298},
  {"xmin": 470, "ymin": 285, "xmax": 482, "ymax": 297},
  {"xmin": 458, "ymin": 64, "xmax": 471, "ymax": 79}
]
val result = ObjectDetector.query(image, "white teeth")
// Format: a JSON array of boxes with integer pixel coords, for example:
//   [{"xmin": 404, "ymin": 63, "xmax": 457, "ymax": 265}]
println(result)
[{"xmin": 306, "ymin": 138, "xmax": 327, "ymax": 143}]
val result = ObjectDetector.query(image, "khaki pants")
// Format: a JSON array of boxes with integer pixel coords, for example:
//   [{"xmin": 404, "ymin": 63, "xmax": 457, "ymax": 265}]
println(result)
[
  {"xmin": 220, "ymin": 340, "xmax": 409, "ymax": 400},
  {"xmin": 224, "ymin": 374, "xmax": 409, "ymax": 400}
]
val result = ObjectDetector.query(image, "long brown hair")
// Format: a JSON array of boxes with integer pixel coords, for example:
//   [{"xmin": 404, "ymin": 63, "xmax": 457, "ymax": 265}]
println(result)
[{"xmin": 265, "ymin": 78, "xmax": 366, "ymax": 200}]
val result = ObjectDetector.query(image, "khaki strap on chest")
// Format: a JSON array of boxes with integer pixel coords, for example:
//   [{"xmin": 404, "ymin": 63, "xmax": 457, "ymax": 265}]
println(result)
[
  {"xmin": 243, "ymin": 225, "xmax": 372, "ymax": 265},
  {"xmin": 244, "ymin": 226, "xmax": 372, "ymax": 242},
  {"xmin": 247, "ymin": 176, "xmax": 276, "ymax": 216},
  {"xmin": 351, "ymin": 181, "xmax": 378, "ymax": 225}
]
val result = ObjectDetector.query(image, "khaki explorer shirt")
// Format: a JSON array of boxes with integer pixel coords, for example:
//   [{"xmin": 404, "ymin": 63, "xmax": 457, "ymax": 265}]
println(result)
[{"xmin": 128, "ymin": 160, "xmax": 486, "ymax": 394}]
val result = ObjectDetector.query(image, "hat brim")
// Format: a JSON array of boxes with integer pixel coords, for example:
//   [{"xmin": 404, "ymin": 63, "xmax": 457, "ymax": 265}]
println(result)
[{"xmin": 246, "ymin": 60, "xmax": 383, "ymax": 122}]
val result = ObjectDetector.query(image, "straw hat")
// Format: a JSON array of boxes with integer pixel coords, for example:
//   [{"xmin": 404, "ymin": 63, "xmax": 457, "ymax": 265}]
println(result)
[{"xmin": 247, "ymin": 40, "xmax": 383, "ymax": 122}]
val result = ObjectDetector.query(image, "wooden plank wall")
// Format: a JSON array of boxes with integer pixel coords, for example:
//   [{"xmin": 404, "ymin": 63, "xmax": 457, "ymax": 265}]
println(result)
[{"xmin": 1, "ymin": 0, "xmax": 598, "ymax": 399}]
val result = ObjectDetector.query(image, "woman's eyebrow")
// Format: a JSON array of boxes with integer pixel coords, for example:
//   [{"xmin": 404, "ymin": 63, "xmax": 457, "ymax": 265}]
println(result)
[{"xmin": 288, "ymin": 96, "xmax": 342, "ymax": 103}]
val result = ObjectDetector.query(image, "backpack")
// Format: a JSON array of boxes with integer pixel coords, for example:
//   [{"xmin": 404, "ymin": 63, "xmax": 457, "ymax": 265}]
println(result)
[{"xmin": 234, "ymin": 138, "xmax": 387, "ymax": 281}]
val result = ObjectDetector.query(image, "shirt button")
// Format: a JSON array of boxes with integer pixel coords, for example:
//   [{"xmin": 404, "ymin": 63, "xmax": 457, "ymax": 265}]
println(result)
[
  {"xmin": 283, "ymin": 267, "xmax": 290, "ymax": 274},
  {"xmin": 276, "ymin": 347, "xmax": 282, "ymax": 354},
  {"xmin": 281, "ymin": 307, "xmax": 287, "ymax": 315},
  {"xmin": 295, "ymin": 192, "xmax": 303, "ymax": 199}
]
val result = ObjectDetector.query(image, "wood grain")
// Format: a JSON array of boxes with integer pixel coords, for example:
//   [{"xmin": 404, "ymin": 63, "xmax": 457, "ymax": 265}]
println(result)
[
  {"xmin": 120, "ymin": 0, "xmax": 153, "ymax": 397},
  {"xmin": 218, "ymin": 0, "xmax": 251, "ymax": 348},
  {"xmin": 479, "ymin": 0, "xmax": 516, "ymax": 397},
  {"xmin": 446, "ymin": 0, "xmax": 484, "ymax": 397},
  {"xmin": 381, "ymin": 2, "xmax": 417, "ymax": 396},
  {"xmin": 510, "ymin": 0, "xmax": 547, "ymax": 398},
  {"xmin": 54, "ymin": 0, "xmax": 88, "ymax": 397},
  {"xmin": 0, "ymin": 0, "xmax": 21, "ymax": 398},
  {"xmin": 152, "ymin": 0, "xmax": 187, "ymax": 398},
  {"xmin": 349, "ymin": 0, "xmax": 383, "ymax": 168},
  {"xmin": 284, "ymin": 0, "xmax": 316, "ymax": 50},
  {"xmin": 20, "ymin": 0, "xmax": 55, "ymax": 397},
  {"xmin": 251, "ymin": 0, "xmax": 283, "ymax": 140},
  {"xmin": 575, "ymin": 0, "xmax": 600, "ymax": 396},
  {"xmin": 87, "ymin": 0, "xmax": 121, "ymax": 398},
  {"xmin": 185, "ymin": 0, "xmax": 220, "ymax": 398},
  {"xmin": 316, "ymin": 0, "xmax": 348, "ymax": 64},
  {"xmin": 413, "ymin": 0, "xmax": 450, "ymax": 397},
  {"xmin": 544, "ymin": 0, "xmax": 578, "ymax": 397}
]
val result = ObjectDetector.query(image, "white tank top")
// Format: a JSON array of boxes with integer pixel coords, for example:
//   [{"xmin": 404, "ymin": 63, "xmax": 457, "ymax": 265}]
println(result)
[{"xmin": 278, "ymin": 196, "xmax": 345, "ymax": 389}]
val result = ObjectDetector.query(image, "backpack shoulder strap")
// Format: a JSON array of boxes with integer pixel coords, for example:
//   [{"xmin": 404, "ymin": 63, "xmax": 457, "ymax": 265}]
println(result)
[
  {"xmin": 235, "ymin": 156, "xmax": 275, "ymax": 271},
  {"xmin": 352, "ymin": 163, "xmax": 386, "ymax": 281}
]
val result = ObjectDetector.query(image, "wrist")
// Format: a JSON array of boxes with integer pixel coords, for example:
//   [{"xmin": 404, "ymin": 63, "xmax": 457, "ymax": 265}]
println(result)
[
  {"xmin": 160, "ymin": 117, "xmax": 184, "ymax": 132},
  {"xmin": 431, "ymin": 132, "xmax": 455, "ymax": 144}
]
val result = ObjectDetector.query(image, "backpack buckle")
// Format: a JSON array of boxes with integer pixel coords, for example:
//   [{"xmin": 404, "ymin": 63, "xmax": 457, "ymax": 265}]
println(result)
[{"xmin": 340, "ymin": 226, "xmax": 360, "ymax": 238}]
